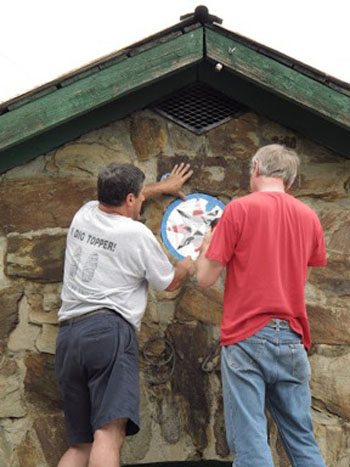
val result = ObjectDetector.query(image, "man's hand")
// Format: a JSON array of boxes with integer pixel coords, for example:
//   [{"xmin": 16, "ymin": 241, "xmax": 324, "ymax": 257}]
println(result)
[
  {"xmin": 144, "ymin": 163, "xmax": 193, "ymax": 201},
  {"xmin": 160, "ymin": 163, "xmax": 193, "ymax": 200},
  {"xmin": 178, "ymin": 255, "xmax": 196, "ymax": 275},
  {"xmin": 165, "ymin": 255, "xmax": 195, "ymax": 291}
]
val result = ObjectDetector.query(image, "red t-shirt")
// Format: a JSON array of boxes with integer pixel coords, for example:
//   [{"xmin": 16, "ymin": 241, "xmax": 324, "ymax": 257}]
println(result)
[{"xmin": 206, "ymin": 192, "xmax": 326, "ymax": 350}]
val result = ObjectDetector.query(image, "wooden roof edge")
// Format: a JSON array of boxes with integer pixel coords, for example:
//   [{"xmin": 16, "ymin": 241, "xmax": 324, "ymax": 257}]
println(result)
[
  {"xmin": 0, "ymin": 20, "xmax": 204, "ymax": 114},
  {"xmin": 0, "ymin": 8, "xmax": 349, "ymax": 116},
  {"xmin": 207, "ymin": 24, "xmax": 350, "ymax": 96},
  {"xmin": 0, "ymin": 29, "xmax": 204, "ymax": 153}
]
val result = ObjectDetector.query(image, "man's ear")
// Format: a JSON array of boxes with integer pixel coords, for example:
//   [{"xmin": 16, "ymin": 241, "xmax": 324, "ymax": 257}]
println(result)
[
  {"xmin": 126, "ymin": 193, "xmax": 134, "ymax": 206},
  {"xmin": 253, "ymin": 160, "xmax": 260, "ymax": 176}
]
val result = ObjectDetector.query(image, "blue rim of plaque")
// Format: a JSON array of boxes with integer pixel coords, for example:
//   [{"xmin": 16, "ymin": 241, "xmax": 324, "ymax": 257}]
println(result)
[{"xmin": 160, "ymin": 192, "xmax": 225, "ymax": 260}]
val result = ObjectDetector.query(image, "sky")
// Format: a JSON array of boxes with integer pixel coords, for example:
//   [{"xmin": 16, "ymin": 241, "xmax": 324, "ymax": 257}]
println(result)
[{"xmin": 0, "ymin": 0, "xmax": 349, "ymax": 104}]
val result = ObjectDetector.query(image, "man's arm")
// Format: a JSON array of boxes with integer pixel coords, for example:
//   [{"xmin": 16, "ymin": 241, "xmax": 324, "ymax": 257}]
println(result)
[
  {"xmin": 144, "ymin": 163, "xmax": 193, "ymax": 201},
  {"xmin": 165, "ymin": 256, "xmax": 195, "ymax": 292},
  {"xmin": 196, "ymin": 229, "xmax": 224, "ymax": 288}
]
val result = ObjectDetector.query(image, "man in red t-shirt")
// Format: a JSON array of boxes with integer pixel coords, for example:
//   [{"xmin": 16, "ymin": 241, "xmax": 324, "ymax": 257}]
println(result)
[{"xmin": 196, "ymin": 145, "xmax": 326, "ymax": 466}]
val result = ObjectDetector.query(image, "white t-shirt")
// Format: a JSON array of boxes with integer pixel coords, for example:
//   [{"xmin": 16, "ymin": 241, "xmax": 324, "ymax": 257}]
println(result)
[{"xmin": 58, "ymin": 201, "xmax": 175, "ymax": 330}]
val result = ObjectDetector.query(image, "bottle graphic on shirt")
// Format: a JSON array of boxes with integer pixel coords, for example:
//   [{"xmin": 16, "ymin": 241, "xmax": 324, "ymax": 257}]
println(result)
[
  {"xmin": 82, "ymin": 253, "xmax": 99, "ymax": 282},
  {"xmin": 69, "ymin": 247, "xmax": 82, "ymax": 278}
]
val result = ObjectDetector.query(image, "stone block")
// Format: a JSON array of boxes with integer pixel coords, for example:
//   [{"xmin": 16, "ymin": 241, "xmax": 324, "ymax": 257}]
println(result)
[
  {"xmin": 29, "ymin": 309, "xmax": 59, "ymax": 326},
  {"xmin": 176, "ymin": 286, "xmax": 223, "ymax": 325},
  {"xmin": 48, "ymin": 142, "xmax": 133, "ymax": 177},
  {"xmin": 0, "ymin": 357, "xmax": 26, "ymax": 418},
  {"xmin": 35, "ymin": 324, "xmax": 58, "ymax": 355},
  {"xmin": 214, "ymin": 395, "xmax": 229, "ymax": 457},
  {"xmin": 24, "ymin": 353, "xmax": 62, "ymax": 411},
  {"xmin": 310, "ymin": 346, "xmax": 350, "ymax": 421},
  {"xmin": 156, "ymin": 394, "xmax": 181, "ymax": 444},
  {"xmin": 309, "ymin": 256, "xmax": 350, "ymax": 298},
  {"xmin": 25, "ymin": 282, "xmax": 61, "ymax": 325},
  {"xmin": 155, "ymin": 287, "xmax": 182, "ymax": 301},
  {"xmin": 121, "ymin": 381, "xmax": 152, "ymax": 464},
  {"xmin": 33, "ymin": 414, "xmax": 68, "ymax": 466},
  {"xmin": 0, "ymin": 177, "xmax": 95, "ymax": 234},
  {"xmin": 295, "ymin": 162, "xmax": 350, "ymax": 199},
  {"xmin": 319, "ymin": 209, "xmax": 350, "ymax": 256},
  {"xmin": 313, "ymin": 410, "xmax": 350, "ymax": 467},
  {"xmin": 0, "ymin": 236, "xmax": 10, "ymax": 288},
  {"xmin": 0, "ymin": 285, "xmax": 23, "ymax": 341},
  {"xmin": 78, "ymin": 119, "xmax": 133, "ymax": 151},
  {"xmin": 130, "ymin": 112, "xmax": 167, "ymax": 161},
  {"xmin": 8, "ymin": 296, "xmax": 41, "ymax": 352},
  {"xmin": 14, "ymin": 430, "xmax": 47, "ymax": 467},
  {"xmin": 6, "ymin": 229, "xmax": 67, "ymax": 282},
  {"xmin": 167, "ymin": 121, "xmax": 206, "ymax": 155},
  {"xmin": 0, "ymin": 428, "xmax": 12, "ymax": 467},
  {"xmin": 167, "ymin": 321, "xmax": 211, "ymax": 451},
  {"xmin": 300, "ymin": 138, "xmax": 346, "ymax": 164},
  {"xmin": 157, "ymin": 300, "xmax": 176, "ymax": 325},
  {"xmin": 309, "ymin": 304, "xmax": 350, "ymax": 345},
  {"xmin": 259, "ymin": 119, "xmax": 298, "ymax": 151},
  {"xmin": 144, "ymin": 200, "xmax": 164, "ymax": 235},
  {"xmin": 207, "ymin": 112, "xmax": 259, "ymax": 160},
  {"xmin": 0, "ymin": 385, "xmax": 25, "ymax": 420},
  {"xmin": 157, "ymin": 154, "xmax": 247, "ymax": 197},
  {"xmin": 43, "ymin": 288, "xmax": 61, "ymax": 311}
]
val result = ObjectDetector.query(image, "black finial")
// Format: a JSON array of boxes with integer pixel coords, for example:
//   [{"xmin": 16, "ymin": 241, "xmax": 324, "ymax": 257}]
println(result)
[{"xmin": 180, "ymin": 4, "xmax": 223, "ymax": 25}]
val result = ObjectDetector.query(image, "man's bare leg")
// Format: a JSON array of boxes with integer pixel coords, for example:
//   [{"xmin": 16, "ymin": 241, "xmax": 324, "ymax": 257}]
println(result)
[
  {"xmin": 58, "ymin": 443, "xmax": 92, "ymax": 467},
  {"xmin": 88, "ymin": 418, "xmax": 127, "ymax": 467}
]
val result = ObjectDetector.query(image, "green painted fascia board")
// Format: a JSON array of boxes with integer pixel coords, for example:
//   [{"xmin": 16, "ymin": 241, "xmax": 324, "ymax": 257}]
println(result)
[
  {"xmin": 205, "ymin": 28, "xmax": 350, "ymax": 129},
  {"xmin": 0, "ymin": 28, "xmax": 203, "ymax": 153},
  {"xmin": 0, "ymin": 67, "xmax": 198, "ymax": 174},
  {"xmin": 198, "ymin": 62, "xmax": 350, "ymax": 157}
]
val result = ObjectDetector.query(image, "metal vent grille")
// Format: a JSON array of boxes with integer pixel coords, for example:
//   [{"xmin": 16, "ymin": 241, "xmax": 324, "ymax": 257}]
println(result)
[{"xmin": 153, "ymin": 83, "xmax": 246, "ymax": 134}]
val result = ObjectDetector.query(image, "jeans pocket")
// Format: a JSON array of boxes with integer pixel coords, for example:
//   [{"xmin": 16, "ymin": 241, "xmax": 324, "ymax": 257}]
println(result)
[
  {"xmin": 226, "ymin": 339, "xmax": 266, "ymax": 372},
  {"xmin": 290, "ymin": 343, "xmax": 311, "ymax": 382}
]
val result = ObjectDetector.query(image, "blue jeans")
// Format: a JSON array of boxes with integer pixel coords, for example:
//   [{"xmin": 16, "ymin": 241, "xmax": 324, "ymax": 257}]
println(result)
[{"xmin": 221, "ymin": 319, "xmax": 326, "ymax": 467}]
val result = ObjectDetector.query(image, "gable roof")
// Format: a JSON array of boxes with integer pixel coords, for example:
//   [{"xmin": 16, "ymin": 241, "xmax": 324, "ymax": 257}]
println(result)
[{"xmin": 0, "ymin": 8, "xmax": 349, "ymax": 173}]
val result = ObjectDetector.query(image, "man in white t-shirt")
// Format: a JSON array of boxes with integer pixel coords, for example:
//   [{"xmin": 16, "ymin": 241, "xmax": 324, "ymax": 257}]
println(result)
[{"xmin": 55, "ymin": 162, "xmax": 194, "ymax": 467}]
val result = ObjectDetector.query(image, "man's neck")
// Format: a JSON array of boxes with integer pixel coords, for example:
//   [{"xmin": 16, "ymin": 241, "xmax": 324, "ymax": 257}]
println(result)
[
  {"xmin": 98, "ymin": 203, "xmax": 127, "ymax": 216},
  {"xmin": 255, "ymin": 177, "xmax": 286, "ymax": 193}
]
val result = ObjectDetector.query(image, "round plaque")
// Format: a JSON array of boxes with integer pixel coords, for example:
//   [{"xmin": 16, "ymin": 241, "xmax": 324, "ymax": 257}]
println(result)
[{"xmin": 161, "ymin": 193, "xmax": 225, "ymax": 260}]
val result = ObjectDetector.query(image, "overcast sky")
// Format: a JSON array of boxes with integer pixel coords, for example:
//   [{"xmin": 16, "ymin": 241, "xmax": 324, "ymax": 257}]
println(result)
[{"xmin": 0, "ymin": 0, "xmax": 349, "ymax": 104}]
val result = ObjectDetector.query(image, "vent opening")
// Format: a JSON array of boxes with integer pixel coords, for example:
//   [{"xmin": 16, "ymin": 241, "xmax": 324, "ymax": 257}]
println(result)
[{"xmin": 153, "ymin": 83, "xmax": 246, "ymax": 134}]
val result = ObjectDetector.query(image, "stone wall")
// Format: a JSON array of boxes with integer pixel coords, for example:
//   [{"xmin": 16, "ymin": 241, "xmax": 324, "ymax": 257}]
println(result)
[{"xmin": 0, "ymin": 109, "xmax": 349, "ymax": 466}]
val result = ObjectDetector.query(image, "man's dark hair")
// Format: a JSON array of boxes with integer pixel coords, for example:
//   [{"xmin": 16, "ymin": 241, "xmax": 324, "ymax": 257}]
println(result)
[{"xmin": 98, "ymin": 163, "xmax": 145, "ymax": 206}]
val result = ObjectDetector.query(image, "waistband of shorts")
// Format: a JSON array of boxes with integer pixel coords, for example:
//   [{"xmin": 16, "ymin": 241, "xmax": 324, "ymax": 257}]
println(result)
[
  {"xmin": 265, "ymin": 318, "xmax": 290, "ymax": 329},
  {"xmin": 59, "ymin": 308, "xmax": 119, "ymax": 327}
]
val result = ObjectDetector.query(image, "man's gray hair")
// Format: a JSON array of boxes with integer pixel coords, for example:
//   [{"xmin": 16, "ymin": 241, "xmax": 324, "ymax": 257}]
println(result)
[{"xmin": 250, "ymin": 144, "xmax": 300, "ymax": 188}]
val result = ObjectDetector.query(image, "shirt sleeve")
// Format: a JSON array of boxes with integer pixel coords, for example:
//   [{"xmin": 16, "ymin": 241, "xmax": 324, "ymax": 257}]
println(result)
[
  {"xmin": 308, "ymin": 217, "xmax": 327, "ymax": 267},
  {"xmin": 205, "ymin": 203, "xmax": 239, "ymax": 266},
  {"xmin": 136, "ymin": 226, "xmax": 175, "ymax": 291}
]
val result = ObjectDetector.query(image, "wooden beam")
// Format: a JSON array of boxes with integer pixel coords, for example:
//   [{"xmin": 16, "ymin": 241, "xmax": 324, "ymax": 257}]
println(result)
[
  {"xmin": 0, "ymin": 28, "xmax": 203, "ymax": 152},
  {"xmin": 0, "ymin": 67, "xmax": 199, "ymax": 174},
  {"xmin": 198, "ymin": 62, "xmax": 350, "ymax": 157},
  {"xmin": 205, "ymin": 28, "xmax": 350, "ymax": 129}
]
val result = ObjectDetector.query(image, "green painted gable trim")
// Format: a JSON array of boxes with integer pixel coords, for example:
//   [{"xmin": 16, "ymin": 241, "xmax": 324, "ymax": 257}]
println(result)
[
  {"xmin": 0, "ymin": 68, "xmax": 197, "ymax": 173},
  {"xmin": 0, "ymin": 28, "xmax": 203, "ymax": 153},
  {"xmin": 205, "ymin": 28, "xmax": 350, "ymax": 129},
  {"xmin": 198, "ymin": 62, "xmax": 350, "ymax": 156},
  {"xmin": 0, "ymin": 24, "xmax": 349, "ymax": 174}
]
